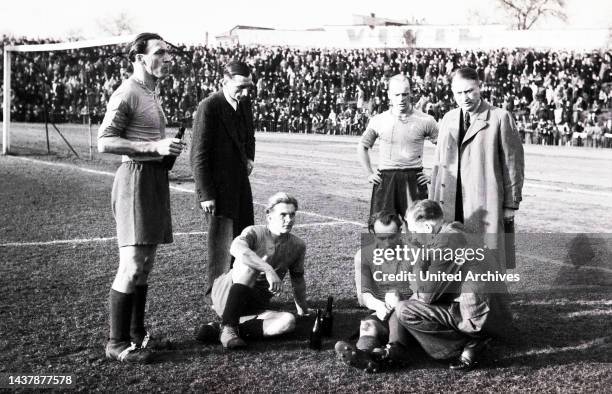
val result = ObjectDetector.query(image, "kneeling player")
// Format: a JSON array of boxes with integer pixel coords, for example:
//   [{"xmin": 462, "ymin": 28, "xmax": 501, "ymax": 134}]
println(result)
[
  {"xmin": 374, "ymin": 200, "xmax": 495, "ymax": 371},
  {"xmin": 206, "ymin": 192, "xmax": 311, "ymax": 349},
  {"xmin": 335, "ymin": 211, "xmax": 414, "ymax": 371}
]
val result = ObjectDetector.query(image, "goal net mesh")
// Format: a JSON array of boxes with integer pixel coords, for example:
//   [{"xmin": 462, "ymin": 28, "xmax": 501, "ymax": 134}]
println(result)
[{"xmin": 1, "ymin": 34, "xmax": 193, "ymax": 170}]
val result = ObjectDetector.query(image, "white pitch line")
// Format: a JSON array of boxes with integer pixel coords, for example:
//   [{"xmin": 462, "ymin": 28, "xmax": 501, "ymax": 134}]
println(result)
[
  {"xmin": 169, "ymin": 183, "xmax": 364, "ymax": 226},
  {"xmin": 517, "ymin": 252, "xmax": 612, "ymax": 274},
  {"xmin": 7, "ymin": 153, "xmax": 612, "ymax": 198},
  {"xmin": 507, "ymin": 336, "xmax": 611, "ymax": 359},
  {"xmin": 0, "ymin": 236, "xmax": 117, "ymax": 247},
  {"xmin": 0, "ymin": 222, "xmax": 353, "ymax": 248},
  {"xmin": 10, "ymin": 156, "xmax": 115, "ymax": 177},
  {"xmin": 7, "ymin": 156, "xmax": 612, "ymax": 275},
  {"xmin": 0, "ymin": 231, "xmax": 211, "ymax": 247},
  {"xmin": 525, "ymin": 182, "xmax": 612, "ymax": 197},
  {"xmin": 173, "ymin": 230, "xmax": 207, "ymax": 236},
  {"xmin": 294, "ymin": 221, "xmax": 360, "ymax": 228},
  {"xmin": 566, "ymin": 309, "xmax": 612, "ymax": 318},
  {"xmin": 512, "ymin": 299, "xmax": 612, "ymax": 306},
  {"xmin": 7, "ymin": 156, "xmax": 365, "ymax": 227},
  {"xmin": 286, "ymin": 210, "xmax": 363, "ymax": 226}
]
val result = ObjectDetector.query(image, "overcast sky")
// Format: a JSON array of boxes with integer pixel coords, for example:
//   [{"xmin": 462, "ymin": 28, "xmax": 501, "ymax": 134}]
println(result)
[{"xmin": 1, "ymin": 0, "xmax": 611, "ymax": 44}]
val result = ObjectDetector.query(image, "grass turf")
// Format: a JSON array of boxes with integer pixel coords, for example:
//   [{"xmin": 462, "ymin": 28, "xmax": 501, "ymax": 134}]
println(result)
[{"xmin": 0, "ymin": 123, "xmax": 611, "ymax": 392}]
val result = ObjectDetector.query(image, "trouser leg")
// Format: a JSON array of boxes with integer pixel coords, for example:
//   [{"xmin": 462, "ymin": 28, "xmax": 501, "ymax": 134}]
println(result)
[
  {"xmin": 387, "ymin": 310, "xmax": 413, "ymax": 347},
  {"xmin": 205, "ymin": 215, "xmax": 233, "ymax": 302},
  {"xmin": 395, "ymin": 299, "xmax": 468, "ymax": 360}
]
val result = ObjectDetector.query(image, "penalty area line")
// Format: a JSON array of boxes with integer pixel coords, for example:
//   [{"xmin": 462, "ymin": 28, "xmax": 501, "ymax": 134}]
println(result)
[
  {"xmin": 517, "ymin": 252, "xmax": 612, "ymax": 274},
  {"xmin": 0, "ymin": 221, "xmax": 353, "ymax": 248},
  {"xmin": 0, "ymin": 236, "xmax": 117, "ymax": 247},
  {"xmin": 8, "ymin": 156, "xmax": 365, "ymax": 227},
  {"xmin": 506, "ymin": 336, "xmax": 611, "ymax": 359}
]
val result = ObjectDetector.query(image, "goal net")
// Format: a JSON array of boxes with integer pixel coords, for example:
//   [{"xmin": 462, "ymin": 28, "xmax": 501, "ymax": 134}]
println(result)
[{"xmin": 2, "ymin": 35, "xmax": 137, "ymax": 158}]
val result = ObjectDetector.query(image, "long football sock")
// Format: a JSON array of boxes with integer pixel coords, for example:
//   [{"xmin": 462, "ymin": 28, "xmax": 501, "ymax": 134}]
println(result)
[
  {"xmin": 221, "ymin": 283, "xmax": 251, "ymax": 327},
  {"xmin": 240, "ymin": 318, "xmax": 264, "ymax": 339},
  {"xmin": 131, "ymin": 284, "xmax": 148, "ymax": 342},
  {"xmin": 109, "ymin": 289, "xmax": 133, "ymax": 345}
]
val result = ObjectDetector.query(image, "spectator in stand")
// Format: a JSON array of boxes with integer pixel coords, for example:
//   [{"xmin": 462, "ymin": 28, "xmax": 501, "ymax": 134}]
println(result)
[{"xmin": 1, "ymin": 34, "xmax": 610, "ymax": 149}]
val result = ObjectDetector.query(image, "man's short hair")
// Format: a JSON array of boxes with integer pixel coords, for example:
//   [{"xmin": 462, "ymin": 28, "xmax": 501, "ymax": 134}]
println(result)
[
  {"xmin": 265, "ymin": 192, "xmax": 298, "ymax": 213},
  {"xmin": 388, "ymin": 74, "xmax": 411, "ymax": 90},
  {"xmin": 452, "ymin": 67, "xmax": 479, "ymax": 82},
  {"xmin": 368, "ymin": 211, "xmax": 403, "ymax": 233},
  {"xmin": 407, "ymin": 200, "xmax": 443, "ymax": 223},
  {"xmin": 128, "ymin": 32, "xmax": 163, "ymax": 62},
  {"xmin": 224, "ymin": 60, "xmax": 251, "ymax": 78}
]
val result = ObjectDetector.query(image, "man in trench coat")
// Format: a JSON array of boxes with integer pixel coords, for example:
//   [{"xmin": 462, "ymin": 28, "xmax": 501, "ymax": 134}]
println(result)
[{"xmin": 429, "ymin": 66, "xmax": 524, "ymax": 271}]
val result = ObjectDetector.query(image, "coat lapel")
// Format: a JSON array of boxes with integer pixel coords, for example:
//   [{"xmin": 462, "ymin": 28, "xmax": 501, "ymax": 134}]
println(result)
[
  {"xmin": 447, "ymin": 109, "xmax": 461, "ymax": 146},
  {"xmin": 462, "ymin": 101, "xmax": 489, "ymax": 145}
]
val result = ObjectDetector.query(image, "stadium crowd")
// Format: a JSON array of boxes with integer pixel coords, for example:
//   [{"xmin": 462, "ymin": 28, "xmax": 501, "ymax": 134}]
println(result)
[{"xmin": 1, "ymin": 35, "xmax": 611, "ymax": 147}]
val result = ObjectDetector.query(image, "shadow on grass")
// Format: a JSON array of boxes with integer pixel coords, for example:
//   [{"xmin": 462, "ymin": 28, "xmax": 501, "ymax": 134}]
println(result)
[
  {"xmin": 147, "ymin": 284, "xmax": 612, "ymax": 370},
  {"xmin": 489, "ymin": 285, "xmax": 612, "ymax": 369}
]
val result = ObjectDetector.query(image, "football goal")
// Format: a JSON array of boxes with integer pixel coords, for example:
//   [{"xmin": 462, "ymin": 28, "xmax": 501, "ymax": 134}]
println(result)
[{"xmin": 2, "ymin": 35, "xmax": 135, "ymax": 156}]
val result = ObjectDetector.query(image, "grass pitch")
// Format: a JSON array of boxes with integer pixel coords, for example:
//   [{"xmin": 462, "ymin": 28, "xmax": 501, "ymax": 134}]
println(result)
[{"xmin": 0, "ymin": 123, "xmax": 611, "ymax": 392}]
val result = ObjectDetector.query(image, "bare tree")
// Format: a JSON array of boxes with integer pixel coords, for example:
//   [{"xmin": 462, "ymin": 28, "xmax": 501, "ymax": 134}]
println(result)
[
  {"xmin": 497, "ymin": 0, "xmax": 567, "ymax": 30},
  {"xmin": 97, "ymin": 12, "xmax": 136, "ymax": 36}
]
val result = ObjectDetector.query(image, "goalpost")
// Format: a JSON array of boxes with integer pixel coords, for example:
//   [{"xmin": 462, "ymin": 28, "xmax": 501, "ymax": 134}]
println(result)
[{"xmin": 2, "ymin": 34, "xmax": 136, "ymax": 155}]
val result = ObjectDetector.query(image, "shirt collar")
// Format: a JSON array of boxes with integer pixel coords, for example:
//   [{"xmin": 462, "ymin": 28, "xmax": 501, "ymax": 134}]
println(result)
[{"xmin": 223, "ymin": 88, "xmax": 238, "ymax": 111}]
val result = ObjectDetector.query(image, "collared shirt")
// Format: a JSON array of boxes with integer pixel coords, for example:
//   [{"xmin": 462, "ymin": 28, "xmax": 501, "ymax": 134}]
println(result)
[
  {"xmin": 360, "ymin": 109, "xmax": 438, "ymax": 170},
  {"xmin": 359, "ymin": 240, "xmax": 414, "ymax": 301},
  {"xmin": 98, "ymin": 77, "xmax": 166, "ymax": 162},
  {"xmin": 223, "ymin": 88, "xmax": 238, "ymax": 111},
  {"xmin": 411, "ymin": 221, "xmax": 467, "ymax": 305},
  {"xmin": 230, "ymin": 225, "xmax": 305, "ymax": 294}
]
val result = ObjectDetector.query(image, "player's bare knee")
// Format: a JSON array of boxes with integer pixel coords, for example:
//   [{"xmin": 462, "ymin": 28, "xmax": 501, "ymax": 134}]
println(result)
[
  {"xmin": 273, "ymin": 313, "xmax": 295, "ymax": 334},
  {"xmin": 124, "ymin": 265, "xmax": 144, "ymax": 284},
  {"xmin": 359, "ymin": 320, "xmax": 377, "ymax": 336},
  {"xmin": 231, "ymin": 263, "xmax": 258, "ymax": 285},
  {"xmin": 278, "ymin": 312, "xmax": 296, "ymax": 333},
  {"xmin": 264, "ymin": 312, "xmax": 296, "ymax": 336}
]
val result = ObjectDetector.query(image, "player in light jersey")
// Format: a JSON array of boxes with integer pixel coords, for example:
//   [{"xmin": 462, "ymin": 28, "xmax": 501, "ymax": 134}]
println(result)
[{"xmin": 358, "ymin": 74, "xmax": 438, "ymax": 222}]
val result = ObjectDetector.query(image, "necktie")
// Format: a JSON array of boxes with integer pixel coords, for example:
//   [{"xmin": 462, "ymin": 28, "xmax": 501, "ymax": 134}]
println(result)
[
  {"xmin": 459, "ymin": 110, "xmax": 470, "ymax": 146},
  {"xmin": 456, "ymin": 110, "xmax": 470, "ymax": 223},
  {"xmin": 464, "ymin": 111, "xmax": 471, "ymax": 133}
]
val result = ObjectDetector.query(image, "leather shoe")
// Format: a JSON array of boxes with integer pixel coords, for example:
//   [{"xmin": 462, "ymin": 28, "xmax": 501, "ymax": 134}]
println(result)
[
  {"xmin": 220, "ymin": 325, "xmax": 247, "ymax": 350},
  {"xmin": 449, "ymin": 338, "xmax": 491, "ymax": 371},
  {"xmin": 195, "ymin": 322, "xmax": 221, "ymax": 343},
  {"xmin": 371, "ymin": 342, "xmax": 410, "ymax": 366},
  {"xmin": 334, "ymin": 341, "xmax": 381, "ymax": 373}
]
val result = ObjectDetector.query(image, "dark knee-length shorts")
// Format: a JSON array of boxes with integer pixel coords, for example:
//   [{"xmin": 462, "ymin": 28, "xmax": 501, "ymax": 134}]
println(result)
[
  {"xmin": 111, "ymin": 160, "xmax": 173, "ymax": 247},
  {"xmin": 370, "ymin": 168, "xmax": 428, "ymax": 218}
]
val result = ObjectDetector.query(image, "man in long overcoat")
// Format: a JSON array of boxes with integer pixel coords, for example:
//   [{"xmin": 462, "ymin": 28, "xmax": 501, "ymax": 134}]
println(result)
[{"xmin": 429, "ymin": 67, "xmax": 524, "ymax": 271}]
